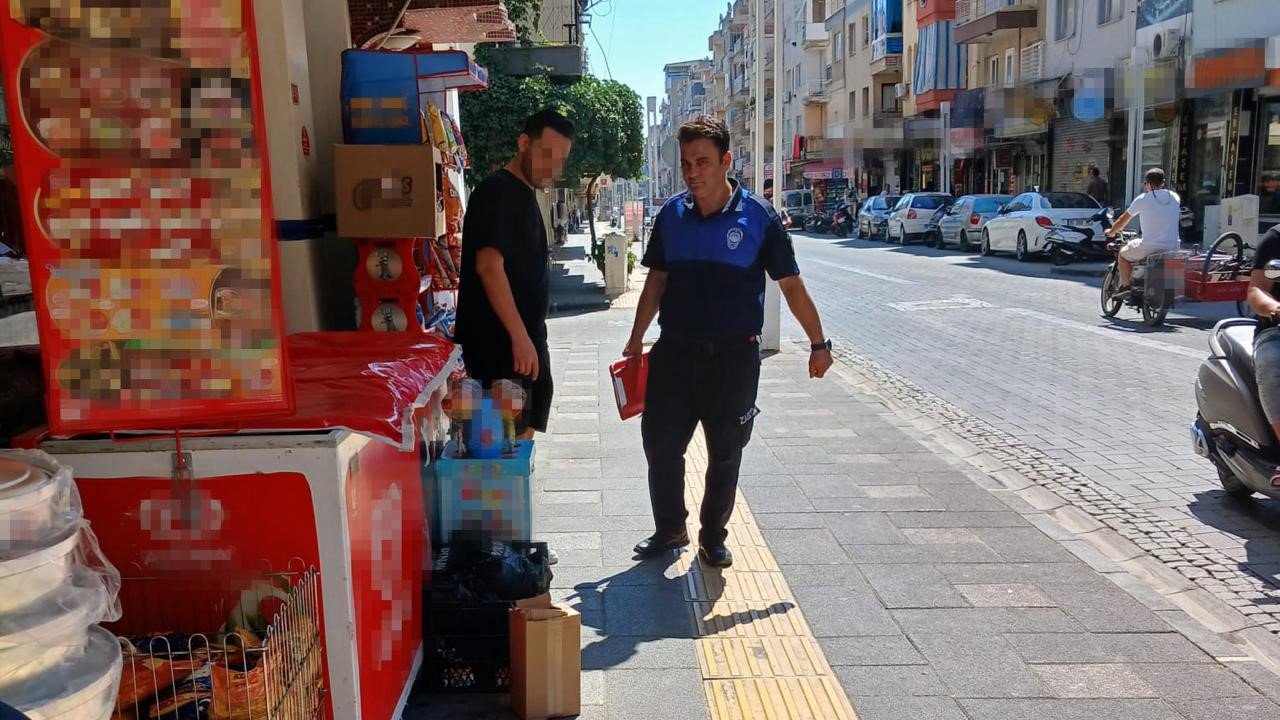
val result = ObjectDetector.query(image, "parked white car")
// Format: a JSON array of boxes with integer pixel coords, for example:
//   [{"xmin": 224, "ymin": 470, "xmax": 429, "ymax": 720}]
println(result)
[
  {"xmin": 980, "ymin": 191, "xmax": 1104, "ymax": 262},
  {"xmin": 886, "ymin": 193, "xmax": 953, "ymax": 244}
]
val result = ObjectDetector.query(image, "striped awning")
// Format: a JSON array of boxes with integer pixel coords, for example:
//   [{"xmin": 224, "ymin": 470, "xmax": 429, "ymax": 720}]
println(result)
[{"xmin": 913, "ymin": 21, "xmax": 967, "ymax": 95}]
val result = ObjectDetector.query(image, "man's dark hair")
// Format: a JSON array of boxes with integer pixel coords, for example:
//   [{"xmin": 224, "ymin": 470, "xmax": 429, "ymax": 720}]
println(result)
[
  {"xmin": 522, "ymin": 109, "xmax": 576, "ymax": 141},
  {"xmin": 678, "ymin": 115, "xmax": 731, "ymax": 157},
  {"xmin": 1089, "ymin": 166, "xmax": 1100, "ymax": 177},
  {"xmin": 1145, "ymin": 168, "xmax": 1166, "ymax": 186}
]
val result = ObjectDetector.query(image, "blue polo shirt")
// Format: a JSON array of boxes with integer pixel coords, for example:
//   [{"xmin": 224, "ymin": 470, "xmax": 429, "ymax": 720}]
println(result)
[{"xmin": 642, "ymin": 180, "xmax": 800, "ymax": 340}]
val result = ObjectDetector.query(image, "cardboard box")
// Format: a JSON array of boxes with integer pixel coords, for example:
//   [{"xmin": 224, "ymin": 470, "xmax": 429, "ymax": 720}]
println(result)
[
  {"xmin": 334, "ymin": 144, "xmax": 444, "ymax": 239},
  {"xmin": 510, "ymin": 594, "xmax": 581, "ymax": 720}
]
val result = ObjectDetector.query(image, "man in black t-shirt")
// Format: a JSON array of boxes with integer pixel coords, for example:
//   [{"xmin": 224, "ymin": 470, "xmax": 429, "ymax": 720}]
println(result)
[
  {"xmin": 455, "ymin": 110, "xmax": 575, "ymax": 437},
  {"xmin": 1248, "ymin": 225, "xmax": 1280, "ymax": 438}
]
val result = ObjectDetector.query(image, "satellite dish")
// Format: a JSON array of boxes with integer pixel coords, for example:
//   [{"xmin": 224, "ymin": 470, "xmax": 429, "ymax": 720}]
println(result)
[{"xmin": 661, "ymin": 137, "xmax": 679, "ymax": 167}]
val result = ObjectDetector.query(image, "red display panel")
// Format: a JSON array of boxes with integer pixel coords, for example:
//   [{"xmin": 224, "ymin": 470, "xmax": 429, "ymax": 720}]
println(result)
[{"xmin": 0, "ymin": 0, "xmax": 293, "ymax": 433}]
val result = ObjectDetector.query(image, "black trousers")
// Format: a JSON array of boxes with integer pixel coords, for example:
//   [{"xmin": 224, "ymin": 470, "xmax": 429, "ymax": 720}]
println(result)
[{"xmin": 641, "ymin": 335, "xmax": 761, "ymax": 547}]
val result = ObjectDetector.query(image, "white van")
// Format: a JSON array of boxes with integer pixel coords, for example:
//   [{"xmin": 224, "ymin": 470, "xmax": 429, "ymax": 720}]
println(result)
[{"xmin": 781, "ymin": 189, "xmax": 815, "ymax": 222}]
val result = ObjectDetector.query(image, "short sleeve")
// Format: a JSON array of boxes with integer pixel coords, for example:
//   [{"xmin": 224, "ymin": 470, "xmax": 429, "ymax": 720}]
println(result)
[
  {"xmin": 1125, "ymin": 193, "xmax": 1147, "ymax": 218},
  {"xmin": 462, "ymin": 180, "xmax": 515, "ymax": 257},
  {"xmin": 641, "ymin": 211, "xmax": 667, "ymax": 271},
  {"xmin": 1256, "ymin": 228, "xmax": 1280, "ymax": 269},
  {"xmin": 762, "ymin": 210, "xmax": 800, "ymax": 281}
]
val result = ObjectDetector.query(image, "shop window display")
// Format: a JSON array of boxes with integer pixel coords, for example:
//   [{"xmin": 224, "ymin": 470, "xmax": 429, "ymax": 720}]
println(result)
[{"xmin": 1257, "ymin": 102, "xmax": 1280, "ymax": 218}]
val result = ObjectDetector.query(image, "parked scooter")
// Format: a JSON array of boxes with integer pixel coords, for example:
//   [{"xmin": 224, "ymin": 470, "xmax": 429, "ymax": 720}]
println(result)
[
  {"xmin": 1044, "ymin": 208, "xmax": 1117, "ymax": 266},
  {"xmin": 831, "ymin": 203, "xmax": 854, "ymax": 238},
  {"xmin": 1193, "ymin": 261, "xmax": 1280, "ymax": 500},
  {"xmin": 805, "ymin": 209, "xmax": 833, "ymax": 234}
]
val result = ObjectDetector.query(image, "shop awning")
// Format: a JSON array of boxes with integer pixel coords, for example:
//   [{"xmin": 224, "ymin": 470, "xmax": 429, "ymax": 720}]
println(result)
[{"xmin": 415, "ymin": 50, "xmax": 490, "ymax": 92}]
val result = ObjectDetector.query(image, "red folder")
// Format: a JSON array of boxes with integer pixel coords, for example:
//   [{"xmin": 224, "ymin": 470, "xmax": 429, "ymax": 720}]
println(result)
[{"xmin": 609, "ymin": 353, "xmax": 649, "ymax": 421}]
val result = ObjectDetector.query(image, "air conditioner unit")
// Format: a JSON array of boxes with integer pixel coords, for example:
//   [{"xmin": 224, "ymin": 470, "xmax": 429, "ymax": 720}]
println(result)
[
  {"xmin": 1152, "ymin": 28, "xmax": 1183, "ymax": 59},
  {"xmin": 894, "ymin": 82, "xmax": 908, "ymax": 98}
]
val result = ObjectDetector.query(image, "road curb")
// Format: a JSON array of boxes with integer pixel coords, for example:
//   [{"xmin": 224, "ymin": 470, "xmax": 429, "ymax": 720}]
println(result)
[
  {"xmin": 827, "ymin": 352, "xmax": 1280, "ymax": 683},
  {"xmin": 1049, "ymin": 265, "xmax": 1108, "ymax": 278}
]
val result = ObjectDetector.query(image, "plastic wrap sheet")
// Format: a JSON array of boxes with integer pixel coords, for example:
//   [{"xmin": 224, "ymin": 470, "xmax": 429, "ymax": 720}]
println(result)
[
  {"xmin": 0, "ymin": 449, "xmax": 82, "ymax": 553},
  {"xmin": 240, "ymin": 332, "xmax": 459, "ymax": 450}
]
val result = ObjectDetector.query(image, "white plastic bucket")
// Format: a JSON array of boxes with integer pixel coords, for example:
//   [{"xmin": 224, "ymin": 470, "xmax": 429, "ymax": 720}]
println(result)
[
  {"xmin": 4, "ymin": 625, "xmax": 122, "ymax": 720},
  {"xmin": 0, "ymin": 528, "xmax": 80, "ymax": 614},
  {"xmin": 0, "ymin": 451, "xmax": 80, "ymax": 552},
  {"xmin": 0, "ymin": 568, "xmax": 111, "ymax": 685}
]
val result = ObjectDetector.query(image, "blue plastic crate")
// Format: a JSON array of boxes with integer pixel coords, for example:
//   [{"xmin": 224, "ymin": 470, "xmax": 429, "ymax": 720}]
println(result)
[{"xmin": 430, "ymin": 440, "xmax": 535, "ymax": 546}]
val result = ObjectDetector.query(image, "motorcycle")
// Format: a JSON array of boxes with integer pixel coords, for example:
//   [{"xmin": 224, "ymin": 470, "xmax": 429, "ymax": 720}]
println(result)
[
  {"xmin": 805, "ymin": 210, "xmax": 832, "ymax": 234},
  {"xmin": 1099, "ymin": 231, "xmax": 1182, "ymax": 327},
  {"xmin": 1043, "ymin": 209, "xmax": 1117, "ymax": 266},
  {"xmin": 1193, "ymin": 262, "xmax": 1280, "ymax": 500},
  {"xmin": 831, "ymin": 203, "xmax": 853, "ymax": 238}
]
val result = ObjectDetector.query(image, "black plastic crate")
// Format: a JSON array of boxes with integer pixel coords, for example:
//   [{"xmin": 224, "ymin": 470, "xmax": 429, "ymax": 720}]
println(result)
[{"xmin": 422, "ymin": 632, "xmax": 511, "ymax": 693}]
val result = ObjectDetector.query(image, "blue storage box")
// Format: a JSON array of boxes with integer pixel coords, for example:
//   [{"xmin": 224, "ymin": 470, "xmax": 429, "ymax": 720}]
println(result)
[
  {"xmin": 341, "ymin": 49, "xmax": 489, "ymax": 145},
  {"xmin": 430, "ymin": 439, "xmax": 535, "ymax": 546}
]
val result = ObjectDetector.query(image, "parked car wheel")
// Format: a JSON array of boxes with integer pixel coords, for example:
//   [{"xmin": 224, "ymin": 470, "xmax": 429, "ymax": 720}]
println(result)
[
  {"xmin": 980, "ymin": 231, "xmax": 994, "ymax": 256},
  {"xmin": 959, "ymin": 230, "xmax": 972, "ymax": 252},
  {"xmin": 857, "ymin": 222, "xmax": 867, "ymax": 239},
  {"xmin": 899, "ymin": 224, "xmax": 908, "ymax": 245},
  {"xmin": 1015, "ymin": 232, "xmax": 1030, "ymax": 262},
  {"xmin": 924, "ymin": 230, "xmax": 938, "ymax": 248}
]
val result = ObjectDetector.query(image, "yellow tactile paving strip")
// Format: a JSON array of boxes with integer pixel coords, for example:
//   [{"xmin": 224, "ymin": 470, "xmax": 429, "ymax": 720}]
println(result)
[{"xmin": 681, "ymin": 432, "xmax": 859, "ymax": 720}]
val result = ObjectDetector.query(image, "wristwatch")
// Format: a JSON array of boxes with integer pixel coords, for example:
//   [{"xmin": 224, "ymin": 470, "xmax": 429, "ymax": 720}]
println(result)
[{"xmin": 811, "ymin": 339, "xmax": 833, "ymax": 352}]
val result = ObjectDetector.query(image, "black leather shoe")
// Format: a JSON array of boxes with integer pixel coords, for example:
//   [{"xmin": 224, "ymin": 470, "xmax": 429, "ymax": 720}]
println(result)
[
  {"xmin": 698, "ymin": 545, "xmax": 733, "ymax": 568},
  {"xmin": 633, "ymin": 532, "xmax": 690, "ymax": 557}
]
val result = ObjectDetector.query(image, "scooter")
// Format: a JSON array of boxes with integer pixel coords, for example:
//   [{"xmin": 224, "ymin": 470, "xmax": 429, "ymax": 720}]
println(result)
[
  {"xmin": 831, "ymin": 203, "xmax": 853, "ymax": 238},
  {"xmin": 1043, "ymin": 209, "xmax": 1116, "ymax": 266},
  {"xmin": 805, "ymin": 210, "xmax": 832, "ymax": 235},
  {"xmin": 1193, "ymin": 262, "xmax": 1280, "ymax": 500}
]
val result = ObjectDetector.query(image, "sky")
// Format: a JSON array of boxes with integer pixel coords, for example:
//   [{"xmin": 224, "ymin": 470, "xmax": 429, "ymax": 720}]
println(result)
[{"xmin": 581, "ymin": 0, "xmax": 725, "ymax": 127}]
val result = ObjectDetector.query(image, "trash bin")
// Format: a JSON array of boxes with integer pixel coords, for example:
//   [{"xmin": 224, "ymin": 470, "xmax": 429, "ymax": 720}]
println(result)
[{"xmin": 603, "ymin": 232, "xmax": 628, "ymax": 294}]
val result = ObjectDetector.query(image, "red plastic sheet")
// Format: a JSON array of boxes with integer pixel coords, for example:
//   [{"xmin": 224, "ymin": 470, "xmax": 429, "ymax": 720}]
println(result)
[{"xmin": 243, "ymin": 332, "xmax": 458, "ymax": 449}]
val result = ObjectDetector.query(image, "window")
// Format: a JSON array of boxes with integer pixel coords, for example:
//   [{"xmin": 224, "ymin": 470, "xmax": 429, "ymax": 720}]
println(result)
[
  {"xmin": 988, "ymin": 56, "xmax": 1000, "ymax": 86},
  {"xmin": 893, "ymin": 196, "xmax": 911, "ymax": 211},
  {"xmin": 1004, "ymin": 49, "xmax": 1016, "ymax": 87},
  {"xmin": 912, "ymin": 196, "xmax": 947, "ymax": 210},
  {"xmin": 880, "ymin": 83, "xmax": 895, "ymax": 112},
  {"xmin": 834, "ymin": 31, "xmax": 844, "ymax": 59},
  {"xmin": 1056, "ymin": 0, "xmax": 1078, "ymax": 40},
  {"xmin": 1043, "ymin": 192, "xmax": 1102, "ymax": 209},
  {"xmin": 1257, "ymin": 101, "xmax": 1280, "ymax": 216},
  {"xmin": 849, "ymin": 91, "xmax": 858, "ymax": 118},
  {"xmin": 1097, "ymin": 0, "xmax": 1122, "ymax": 23},
  {"xmin": 973, "ymin": 196, "xmax": 1011, "ymax": 213},
  {"xmin": 862, "ymin": 86, "xmax": 870, "ymax": 116},
  {"xmin": 1006, "ymin": 195, "xmax": 1033, "ymax": 212},
  {"xmin": 863, "ymin": 16, "xmax": 869, "ymax": 46},
  {"xmin": 848, "ymin": 23, "xmax": 857, "ymax": 55}
]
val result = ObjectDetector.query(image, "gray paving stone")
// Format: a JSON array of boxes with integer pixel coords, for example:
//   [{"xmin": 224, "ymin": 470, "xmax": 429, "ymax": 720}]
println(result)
[
  {"xmin": 793, "ymin": 585, "xmax": 902, "ymax": 636},
  {"xmin": 602, "ymin": 489, "xmax": 653, "ymax": 517},
  {"xmin": 753, "ymin": 511, "xmax": 826, "ymax": 529},
  {"xmin": 885, "ymin": 511, "xmax": 1027, "ymax": 528},
  {"xmin": 936, "ymin": 562, "xmax": 1103, "ymax": 587},
  {"xmin": 758, "ymin": 527, "xmax": 849, "ymax": 564},
  {"xmin": 822, "ymin": 512, "xmax": 909, "ymax": 545},
  {"xmin": 737, "ymin": 472, "xmax": 799, "ymax": 488},
  {"xmin": 901, "ymin": 527, "xmax": 985, "ymax": 545},
  {"xmin": 955, "ymin": 583, "xmax": 1054, "ymax": 607},
  {"xmin": 835, "ymin": 664, "xmax": 948, "ymax": 697},
  {"xmin": 908, "ymin": 634, "xmax": 1048, "ymax": 698},
  {"xmin": 1128, "ymin": 662, "xmax": 1263, "ymax": 700},
  {"xmin": 1057, "ymin": 604, "xmax": 1176, "ymax": 634},
  {"xmin": 740, "ymin": 484, "xmax": 817, "ymax": 512},
  {"xmin": 605, "ymin": 669, "xmax": 709, "ymax": 720},
  {"xmin": 793, "ymin": 474, "xmax": 868, "ymax": 498},
  {"xmin": 580, "ymin": 636, "xmax": 699, "ymax": 671},
  {"xmin": 842, "ymin": 541, "xmax": 1006, "ymax": 564},
  {"xmin": 958, "ymin": 698, "xmax": 1184, "ymax": 720},
  {"xmin": 892, "ymin": 607, "xmax": 1083, "ymax": 635},
  {"xmin": 1173, "ymin": 697, "xmax": 1280, "ymax": 720},
  {"xmin": 1003, "ymin": 632, "xmax": 1211, "ymax": 664},
  {"xmin": 849, "ymin": 696, "xmax": 967, "ymax": 720},
  {"xmin": 819, "ymin": 634, "xmax": 926, "ymax": 666},
  {"xmin": 538, "ymin": 514, "xmax": 655, "ymax": 533},
  {"xmin": 918, "ymin": 484, "xmax": 1012, "ymax": 512},
  {"xmin": 863, "ymin": 484, "xmax": 929, "ymax": 498},
  {"xmin": 771, "ymin": 445, "xmax": 834, "ymax": 464},
  {"xmin": 860, "ymin": 564, "xmax": 970, "ymax": 609},
  {"xmin": 601, "ymin": 583, "xmax": 693, "ymax": 638},
  {"xmin": 1032, "ymin": 664, "xmax": 1155, "ymax": 698},
  {"xmin": 778, "ymin": 563, "xmax": 873, "ymax": 589}
]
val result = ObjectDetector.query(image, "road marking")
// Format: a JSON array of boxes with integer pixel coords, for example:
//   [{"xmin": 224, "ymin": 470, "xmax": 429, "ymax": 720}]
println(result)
[
  {"xmin": 1005, "ymin": 308, "xmax": 1206, "ymax": 359},
  {"xmin": 804, "ymin": 257, "xmax": 918, "ymax": 285},
  {"xmin": 888, "ymin": 296, "xmax": 994, "ymax": 312}
]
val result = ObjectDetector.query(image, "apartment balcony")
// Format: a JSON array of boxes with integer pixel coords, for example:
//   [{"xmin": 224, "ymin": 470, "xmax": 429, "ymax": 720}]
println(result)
[
  {"xmin": 804, "ymin": 79, "xmax": 831, "ymax": 105},
  {"xmin": 1020, "ymin": 41, "xmax": 1045, "ymax": 84},
  {"xmin": 804, "ymin": 22, "xmax": 829, "ymax": 49},
  {"xmin": 803, "ymin": 136, "xmax": 827, "ymax": 162},
  {"xmin": 874, "ymin": 108, "xmax": 903, "ymax": 126},
  {"xmin": 955, "ymin": 0, "xmax": 1037, "ymax": 44},
  {"xmin": 871, "ymin": 33, "xmax": 904, "ymax": 77}
]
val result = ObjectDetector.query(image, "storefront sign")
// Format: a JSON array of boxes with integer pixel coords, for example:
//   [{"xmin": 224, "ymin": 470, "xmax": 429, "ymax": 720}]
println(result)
[
  {"xmin": 1137, "ymin": 0, "xmax": 1190, "ymax": 29},
  {"xmin": 1227, "ymin": 96, "xmax": 1243, "ymax": 194},
  {"xmin": 0, "ymin": 1, "xmax": 292, "ymax": 433},
  {"xmin": 1174, "ymin": 104, "xmax": 1193, "ymax": 197},
  {"xmin": 1189, "ymin": 46, "xmax": 1266, "ymax": 93}
]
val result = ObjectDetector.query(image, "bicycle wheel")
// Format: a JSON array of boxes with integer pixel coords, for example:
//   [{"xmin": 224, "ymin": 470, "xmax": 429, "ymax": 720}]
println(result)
[
  {"xmin": 1101, "ymin": 266, "xmax": 1122, "ymax": 317},
  {"xmin": 1202, "ymin": 232, "xmax": 1245, "ymax": 279}
]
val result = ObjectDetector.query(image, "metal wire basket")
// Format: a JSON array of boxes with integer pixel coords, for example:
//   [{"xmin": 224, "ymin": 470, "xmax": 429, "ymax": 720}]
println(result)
[{"xmin": 112, "ymin": 567, "xmax": 325, "ymax": 720}]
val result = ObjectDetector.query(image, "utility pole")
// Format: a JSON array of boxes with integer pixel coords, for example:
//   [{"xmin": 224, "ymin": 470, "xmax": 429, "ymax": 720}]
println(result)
[
  {"xmin": 762, "ymin": 0, "xmax": 783, "ymax": 353},
  {"xmin": 1125, "ymin": 47, "xmax": 1146, "ymax": 202}
]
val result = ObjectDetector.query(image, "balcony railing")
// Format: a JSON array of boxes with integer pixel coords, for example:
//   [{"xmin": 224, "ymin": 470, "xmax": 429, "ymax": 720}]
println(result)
[
  {"xmin": 956, "ymin": 0, "xmax": 1017, "ymax": 26},
  {"xmin": 1020, "ymin": 41, "xmax": 1045, "ymax": 83},
  {"xmin": 804, "ymin": 79, "xmax": 831, "ymax": 103},
  {"xmin": 804, "ymin": 22, "xmax": 829, "ymax": 49}
]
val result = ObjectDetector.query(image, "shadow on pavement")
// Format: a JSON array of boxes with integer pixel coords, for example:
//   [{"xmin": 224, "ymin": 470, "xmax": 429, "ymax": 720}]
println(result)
[{"xmin": 1187, "ymin": 489, "xmax": 1280, "ymax": 606}]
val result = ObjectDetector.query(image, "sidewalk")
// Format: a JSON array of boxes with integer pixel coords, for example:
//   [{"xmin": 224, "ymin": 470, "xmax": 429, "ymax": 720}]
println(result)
[{"xmin": 408, "ymin": 242, "xmax": 1280, "ymax": 720}]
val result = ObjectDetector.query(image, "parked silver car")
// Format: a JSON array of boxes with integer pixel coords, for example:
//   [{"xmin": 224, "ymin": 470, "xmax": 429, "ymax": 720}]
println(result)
[
  {"xmin": 857, "ymin": 195, "xmax": 901, "ymax": 240},
  {"xmin": 930, "ymin": 194, "xmax": 1013, "ymax": 251}
]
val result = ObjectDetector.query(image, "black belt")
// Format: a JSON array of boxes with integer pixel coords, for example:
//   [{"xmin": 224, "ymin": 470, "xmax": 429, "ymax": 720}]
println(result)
[{"xmin": 658, "ymin": 333, "xmax": 760, "ymax": 354}]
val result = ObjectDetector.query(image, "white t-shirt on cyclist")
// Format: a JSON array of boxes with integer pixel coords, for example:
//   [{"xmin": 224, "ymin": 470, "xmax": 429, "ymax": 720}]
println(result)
[{"xmin": 1125, "ymin": 188, "xmax": 1181, "ymax": 251}]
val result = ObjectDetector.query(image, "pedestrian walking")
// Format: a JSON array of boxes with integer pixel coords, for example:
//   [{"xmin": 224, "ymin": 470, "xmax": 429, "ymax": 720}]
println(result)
[
  {"xmin": 623, "ymin": 115, "xmax": 833, "ymax": 568},
  {"xmin": 1086, "ymin": 166, "xmax": 1109, "ymax": 207},
  {"xmin": 454, "ymin": 109, "xmax": 575, "ymax": 439}
]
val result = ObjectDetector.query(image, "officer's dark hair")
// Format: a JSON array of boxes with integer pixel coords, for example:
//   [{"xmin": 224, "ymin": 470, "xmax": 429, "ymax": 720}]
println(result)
[
  {"xmin": 522, "ymin": 109, "xmax": 576, "ymax": 141},
  {"xmin": 1145, "ymin": 167, "xmax": 1166, "ymax": 187},
  {"xmin": 678, "ymin": 115, "xmax": 731, "ymax": 157}
]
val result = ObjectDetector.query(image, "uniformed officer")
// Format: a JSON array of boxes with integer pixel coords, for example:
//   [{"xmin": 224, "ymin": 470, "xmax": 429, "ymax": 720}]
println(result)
[{"xmin": 623, "ymin": 115, "xmax": 833, "ymax": 568}]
